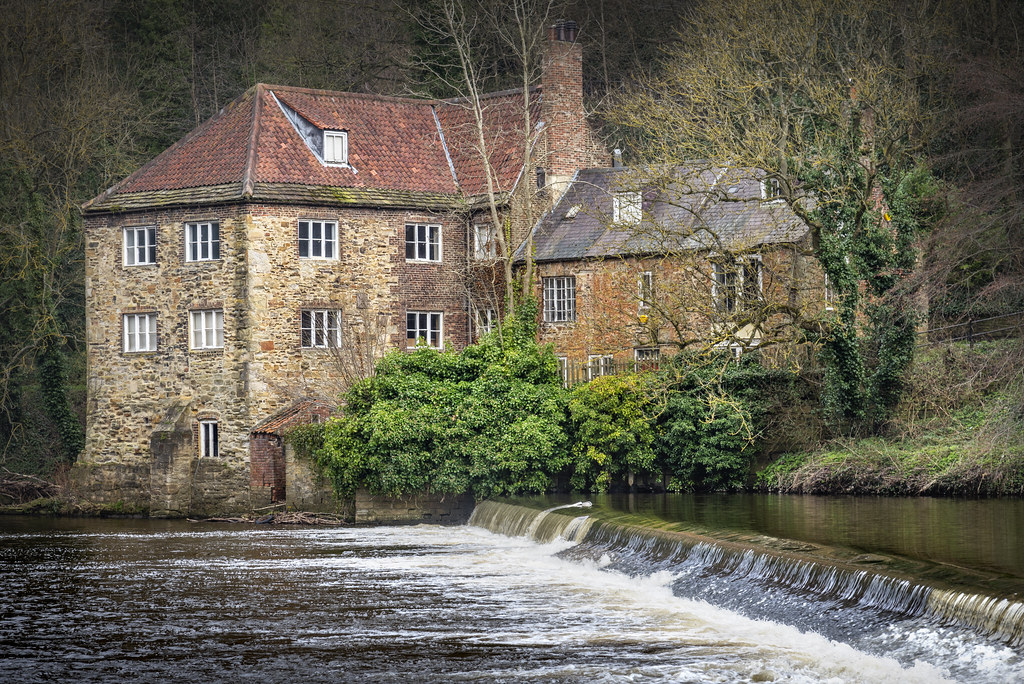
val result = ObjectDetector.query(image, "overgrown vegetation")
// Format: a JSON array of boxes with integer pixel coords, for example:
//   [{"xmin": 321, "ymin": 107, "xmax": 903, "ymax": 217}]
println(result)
[
  {"xmin": 757, "ymin": 340, "xmax": 1024, "ymax": 496},
  {"xmin": 295, "ymin": 303, "xmax": 791, "ymax": 498}
]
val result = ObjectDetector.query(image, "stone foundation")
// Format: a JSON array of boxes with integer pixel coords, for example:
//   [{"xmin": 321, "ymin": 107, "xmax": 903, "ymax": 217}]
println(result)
[{"xmin": 354, "ymin": 490, "xmax": 475, "ymax": 525}]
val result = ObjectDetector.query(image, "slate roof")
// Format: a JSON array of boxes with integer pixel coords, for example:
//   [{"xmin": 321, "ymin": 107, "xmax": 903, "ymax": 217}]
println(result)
[
  {"xmin": 85, "ymin": 84, "xmax": 538, "ymax": 213},
  {"xmin": 520, "ymin": 166, "xmax": 810, "ymax": 263}
]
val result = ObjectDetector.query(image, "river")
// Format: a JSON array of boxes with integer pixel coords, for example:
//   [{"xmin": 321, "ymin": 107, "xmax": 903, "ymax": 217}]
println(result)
[{"xmin": 2, "ymin": 494, "xmax": 1022, "ymax": 682}]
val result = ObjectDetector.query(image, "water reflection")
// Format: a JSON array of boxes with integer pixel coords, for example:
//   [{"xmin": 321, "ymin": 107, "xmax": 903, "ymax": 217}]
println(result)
[{"xmin": 581, "ymin": 493, "xmax": 1024, "ymax": 581}]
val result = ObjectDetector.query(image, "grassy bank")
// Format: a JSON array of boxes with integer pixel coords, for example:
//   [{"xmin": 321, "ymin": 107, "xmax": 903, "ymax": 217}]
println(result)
[{"xmin": 756, "ymin": 339, "xmax": 1024, "ymax": 496}]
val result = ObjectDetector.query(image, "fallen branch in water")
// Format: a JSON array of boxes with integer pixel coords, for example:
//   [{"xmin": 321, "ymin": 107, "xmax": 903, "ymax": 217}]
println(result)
[{"xmin": 188, "ymin": 512, "xmax": 347, "ymax": 525}]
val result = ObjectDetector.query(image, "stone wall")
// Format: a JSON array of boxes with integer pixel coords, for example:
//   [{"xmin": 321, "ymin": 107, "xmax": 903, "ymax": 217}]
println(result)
[
  {"xmin": 80, "ymin": 199, "xmax": 474, "ymax": 516},
  {"xmin": 82, "ymin": 204, "xmax": 253, "ymax": 513},
  {"xmin": 284, "ymin": 443, "xmax": 349, "ymax": 515},
  {"xmin": 354, "ymin": 490, "xmax": 475, "ymax": 525}
]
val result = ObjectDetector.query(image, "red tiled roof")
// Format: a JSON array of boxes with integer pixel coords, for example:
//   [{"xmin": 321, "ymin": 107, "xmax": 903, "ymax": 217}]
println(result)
[
  {"xmin": 251, "ymin": 397, "xmax": 336, "ymax": 435},
  {"xmin": 435, "ymin": 88, "xmax": 542, "ymax": 197},
  {"xmin": 85, "ymin": 83, "xmax": 541, "ymax": 212}
]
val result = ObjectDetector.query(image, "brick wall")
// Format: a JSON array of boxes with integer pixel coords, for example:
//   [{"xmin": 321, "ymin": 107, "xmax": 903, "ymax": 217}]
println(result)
[
  {"xmin": 249, "ymin": 433, "xmax": 285, "ymax": 502},
  {"xmin": 533, "ymin": 246, "xmax": 828, "ymax": 370}
]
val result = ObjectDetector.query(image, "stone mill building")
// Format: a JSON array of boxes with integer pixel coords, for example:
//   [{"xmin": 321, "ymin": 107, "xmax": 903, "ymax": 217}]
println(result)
[{"xmin": 74, "ymin": 22, "xmax": 607, "ymax": 516}]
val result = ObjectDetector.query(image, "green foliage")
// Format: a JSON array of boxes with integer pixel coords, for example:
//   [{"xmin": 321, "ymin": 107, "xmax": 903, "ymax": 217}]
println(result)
[
  {"xmin": 318, "ymin": 303, "xmax": 571, "ymax": 499},
  {"xmin": 813, "ymin": 164, "xmax": 942, "ymax": 433},
  {"xmin": 656, "ymin": 354, "xmax": 787, "ymax": 491},
  {"xmin": 567, "ymin": 374, "xmax": 656, "ymax": 491}
]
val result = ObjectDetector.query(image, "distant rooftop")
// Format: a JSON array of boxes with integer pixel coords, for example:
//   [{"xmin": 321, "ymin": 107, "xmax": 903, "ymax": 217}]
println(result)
[{"xmin": 519, "ymin": 166, "xmax": 811, "ymax": 263}]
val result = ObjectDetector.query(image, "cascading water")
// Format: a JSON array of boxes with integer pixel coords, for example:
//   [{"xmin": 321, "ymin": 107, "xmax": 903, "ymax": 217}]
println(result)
[{"xmin": 469, "ymin": 499, "xmax": 1024, "ymax": 679}]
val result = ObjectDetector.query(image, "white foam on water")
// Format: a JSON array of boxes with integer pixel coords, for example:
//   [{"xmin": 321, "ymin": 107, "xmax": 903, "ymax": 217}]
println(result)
[{"xmin": 313, "ymin": 523, "xmax": 956, "ymax": 683}]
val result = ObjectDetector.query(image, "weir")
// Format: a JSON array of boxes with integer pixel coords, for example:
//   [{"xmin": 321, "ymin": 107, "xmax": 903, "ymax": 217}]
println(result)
[{"xmin": 469, "ymin": 499, "xmax": 1024, "ymax": 650}]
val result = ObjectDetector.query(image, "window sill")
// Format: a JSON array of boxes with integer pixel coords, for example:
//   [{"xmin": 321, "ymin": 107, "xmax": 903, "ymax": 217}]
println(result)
[{"xmin": 405, "ymin": 258, "xmax": 442, "ymax": 264}]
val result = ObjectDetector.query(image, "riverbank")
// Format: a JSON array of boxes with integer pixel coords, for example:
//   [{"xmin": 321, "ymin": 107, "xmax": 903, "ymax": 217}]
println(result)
[{"xmin": 756, "ymin": 339, "xmax": 1024, "ymax": 496}]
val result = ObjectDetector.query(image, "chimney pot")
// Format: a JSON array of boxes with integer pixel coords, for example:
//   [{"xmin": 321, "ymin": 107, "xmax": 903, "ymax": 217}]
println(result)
[
  {"xmin": 551, "ymin": 19, "xmax": 578, "ymax": 43},
  {"xmin": 613, "ymin": 149, "xmax": 623, "ymax": 167}
]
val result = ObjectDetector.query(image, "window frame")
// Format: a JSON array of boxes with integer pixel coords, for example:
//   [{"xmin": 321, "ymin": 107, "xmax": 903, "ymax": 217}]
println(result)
[
  {"xmin": 824, "ymin": 273, "xmax": 837, "ymax": 311},
  {"xmin": 542, "ymin": 276, "xmax": 576, "ymax": 323},
  {"xmin": 557, "ymin": 356, "xmax": 569, "ymax": 387},
  {"xmin": 473, "ymin": 223, "xmax": 498, "ymax": 260},
  {"xmin": 323, "ymin": 130, "xmax": 348, "ymax": 164},
  {"xmin": 406, "ymin": 310, "xmax": 443, "ymax": 349},
  {"xmin": 405, "ymin": 223, "xmax": 441, "ymax": 262},
  {"xmin": 123, "ymin": 313, "xmax": 157, "ymax": 353},
  {"xmin": 300, "ymin": 309, "xmax": 342, "ymax": 348},
  {"xmin": 638, "ymin": 271, "xmax": 654, "ymax": 313},
  {"xmin": 123, "ymin": 226, "xmax": 157, "ymax": 267},
  {"xmin": 185, "ymin": 221, "xmax": 220, "ymax": 262},
  {"xmin": 634, "ymin": 347, "xmax": 660, "ymax": 371},
  {"xmin": 712, "ymin": 255, "xmax": 762, "ymax": 314},
  {"xmin": 199, "ymin": 420, "xmax": 219, "ymax": 459},
  {"xmin": 587, "ymin": 354, "xmax": 614, "ymax": 381},
  {"xmin": 298, "ymin": 219, "xmax": 338, "ymax": 260},
  {"xmin": 474, "ymin": 307, "xmax": 496, "ymax": 337},
  {"xmin": 189, "ymin": 309, "xmax": 224, "ymax": 350},
  {"xmin": 613, "ymin": 192, "xmax": 642, "ymax": 224},
  {"xmin": 741, "ymin": 255, "xmax": 763, "ymax": 308},
  {"xmin": 761, "ymin": 177, "xmax": 784, "ymax": 202}
]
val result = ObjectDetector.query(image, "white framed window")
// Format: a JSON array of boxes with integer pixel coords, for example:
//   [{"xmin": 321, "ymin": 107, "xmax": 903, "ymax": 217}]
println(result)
[
  {"xmin": 762, "ymin": 177, "xmax": 783, "ymax": 201},
  {"xmin": 190, "ymin": 309, "xmax": 224, "ymax": 350},
  {"xmin": 185, "ymin": 222, "xmax": 220, "ymax": 262},
  {"xmin": 587, "ymin": 354, "xmax": 614, "ymax": 380},
  {"xmin": 298, "ymin": 220, "xmax": 337, "ymax": 259},
  {"xmin": 301, "ymin": 309, "xmax": 342, "ymax": 348},
  {"xmin": 635, "ymin": 347, "xmax": 660, "ymax": 370},
  {"xmin": 542, "ymin": 276, "xmax": 575, "ymax": 323},
  {"xmin": 638, "ymin": 271, "xmax": 654, "ymax": 313},
  {"xmin": 475, "ymin": 308, "xmax": 496, "ymax": 336},
  {"xmin": 123, "ymin": 313, "xmax": 157, "ymax": 352},
  {"xmin": 712, "ymin": 261, "xmax": 738, "ymax": 314},
  {"xmin": 199, "ymin": 420, "xmax": 219, "ymax": 459},
  {"xmin": 123, "ymin": 226, "xmax": 156, "ymax": 266},
  {"xmin": 473, "ymin": 224, "xmax": 497, "ymax": 259},
  {"xmin": 407, "ymin": 311, "xmax": 443, "ymax": 348},
  {"xmin": 712, "ymin": 255, "xmax": 761, "ymax": 314},
  {"xmin": 323, "ymin": 130, "xmax": 347, "ymax": 164},
  {"xmin": 613, "ymin": 192, "xmax": 642, "ymax": 223},
  {"xmin": 405, "ymin": 223, "xmax": 441, "ymax": 262}
]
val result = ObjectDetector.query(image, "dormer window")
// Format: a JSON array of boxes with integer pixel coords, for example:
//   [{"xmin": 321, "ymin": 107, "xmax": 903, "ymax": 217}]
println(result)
[
  {"xmin": 324, "ymin": 130, "xmax": 347, "ymax": 164},
  {"xmin": 613, "ymin": 192, "xmax": 642, "ymax": 224},
  {"xmin": 762, "ymin": 177, "xmax": 783, "ymax": 201}
]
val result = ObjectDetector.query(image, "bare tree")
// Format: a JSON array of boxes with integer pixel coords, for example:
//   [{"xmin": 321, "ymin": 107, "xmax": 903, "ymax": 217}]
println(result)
[
  {"xmin": 410, "ymin": 0, "xmax": 562, "ymax": 322},
  {"xmin": 608, "ymin": 0, "xmax": 947, "ymax": 429}
]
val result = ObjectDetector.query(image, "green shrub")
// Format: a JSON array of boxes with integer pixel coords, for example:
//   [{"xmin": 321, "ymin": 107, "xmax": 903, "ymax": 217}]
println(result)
[
  {"xmin": 317, "ymin": 302, "xmax": 571, "ymax": 499},
  {"xmin": 567, "ymin": 373, "xmax": 657, "ymax": 491}
]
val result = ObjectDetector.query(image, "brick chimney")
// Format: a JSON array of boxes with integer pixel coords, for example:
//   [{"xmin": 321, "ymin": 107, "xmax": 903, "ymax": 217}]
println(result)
[{"xmin": 541, "ymin": 20, "xmax": 587, "ymax": 191}]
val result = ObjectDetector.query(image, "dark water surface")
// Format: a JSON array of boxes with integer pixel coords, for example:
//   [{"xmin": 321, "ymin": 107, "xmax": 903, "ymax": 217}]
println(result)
[
  {"xmin": 2, "ymin": 495, "xmax": 1023, "ymax": 682},
  {"xmin": 587, "ymin": 493, "xmax": 1024, "ymax": 584}
]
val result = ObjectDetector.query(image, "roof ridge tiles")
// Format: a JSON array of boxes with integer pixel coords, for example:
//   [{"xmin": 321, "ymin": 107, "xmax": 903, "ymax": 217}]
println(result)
[
  {"xmin": 264, "ymin": 83, "xmax": 441, "ymax": 106},
  {"xmin": 241, "ymin": 84, "xmax": 264, "ymax": 198}
]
